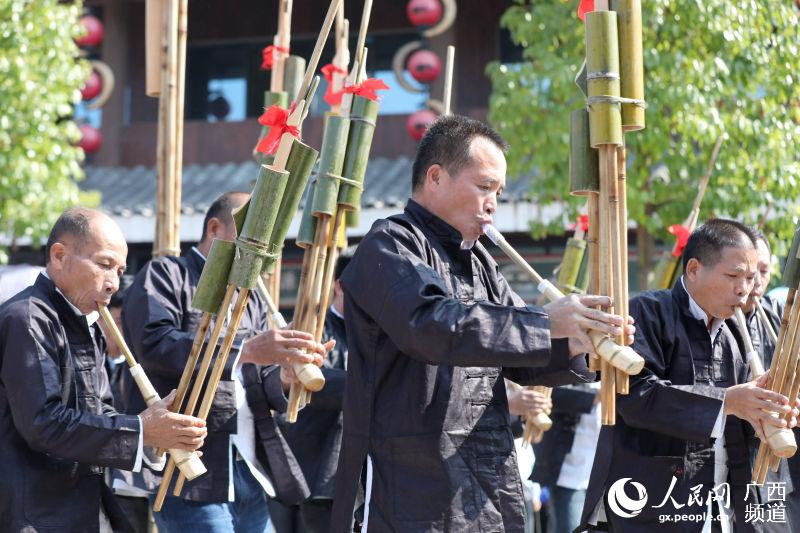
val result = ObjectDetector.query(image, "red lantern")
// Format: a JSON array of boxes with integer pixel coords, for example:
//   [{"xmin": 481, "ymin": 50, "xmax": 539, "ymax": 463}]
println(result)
[
  {"xmin": 76, "ymin": 15, "xmax": 104, "ymax": 47},
  {"xmin": 406, "ymin": 109, "xmax": 437, "ymax": 141},
  {"xmin": 81, "ymin": 70, "xmax": 103, "ymax": 101},
  {"xmin": 78, "ymin": 124, "xmax": 103, "ymax": 154},
  {"xmin": 407, "ymin": 0, "xmax": 443, "ymax": 28},
  {"xmin": 407, "ymin": 49, "xmax": 441, "ymax": 84}
]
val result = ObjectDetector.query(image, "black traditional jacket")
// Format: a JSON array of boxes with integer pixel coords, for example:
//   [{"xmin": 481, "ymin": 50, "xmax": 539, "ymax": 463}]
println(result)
[
  {"xmin": 120, "ymin": 249, "xmax": 307, "ymax": 504},
  {"xmin": 331, "ymin": 200, "xmax": 590, "ymax": 533},
  {"xmin": 0, "ymin": 274, "xmax": 140, "ymax": 532},
  {"xmin": 579, "ymin": 282, "xmax": 768, "ymax": 533},
  {"xmin": 283, "ymin": 308, "xmax": 348, "ymax": 500}
]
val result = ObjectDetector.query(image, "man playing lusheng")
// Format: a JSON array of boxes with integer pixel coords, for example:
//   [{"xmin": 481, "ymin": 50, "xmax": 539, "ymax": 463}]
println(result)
[
  {"xmin": 579, "ymin": 219, "xmax": 799, "ymax": 533},
  {"xmin": 331, "ymin": 115, "xmax": 635, "ymax": 532},
  {"xmin": 0, "ymin": 208, "xmax": 207, "ymax": 532}
]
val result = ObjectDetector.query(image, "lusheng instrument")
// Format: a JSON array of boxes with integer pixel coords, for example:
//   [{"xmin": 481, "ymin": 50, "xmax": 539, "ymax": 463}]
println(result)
[
  {"xmin": 753, "ymin": 226, "xmax": 800, "ymax": 484},
  {"xmin": 97, "ymin": 306, "xmax": 206, "ymax": 481},
  {"xmin": 152, "ymin": 0, "xmax": 343, "ymax": 510}
]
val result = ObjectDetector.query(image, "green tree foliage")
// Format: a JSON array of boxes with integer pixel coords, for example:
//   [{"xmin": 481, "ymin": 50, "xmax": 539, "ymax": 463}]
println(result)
[
  {"xmin": 488, "ymin": 0, "xmax": 800, "ymax": 283},
  {"xmin": 0, "ymin": 0, "xmax": 92, "ymax": 262}
]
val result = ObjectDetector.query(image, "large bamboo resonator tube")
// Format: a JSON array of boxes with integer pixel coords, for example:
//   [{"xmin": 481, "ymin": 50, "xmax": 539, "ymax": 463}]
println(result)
[
  {"xmin": 97, "ymin": 306, "xmax": 206, "ymax": 481},
  {"xmin": 482, "ymin": 224, "xmax": 644, "ymax": 375}
]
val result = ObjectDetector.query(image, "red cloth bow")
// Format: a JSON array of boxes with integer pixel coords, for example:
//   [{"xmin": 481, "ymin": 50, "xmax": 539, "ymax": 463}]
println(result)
[
  {"xmin": 568, "ymin": 214, "xmax": 590, "ymax": 233},
  {"xmin": 578, "ymin": 0, "xmax": 594, "ymax": 21},
  {"xmin": 668, "ymin": 224, "xmax": 692, "ymax": 257},
  {"xmin": 255, "ymin": 104, "xmax": 300, "ymax": 155},
  {"xmin": 343, "ymin": 78, "xmax": 389, "ymax": 101},
  {"xmin": 321, "ymin": 63, "xmax": 348, "ymax": 106},
  {"xmin": 261, "ymin": 45, "xmax": 289, "ymax": 71}
]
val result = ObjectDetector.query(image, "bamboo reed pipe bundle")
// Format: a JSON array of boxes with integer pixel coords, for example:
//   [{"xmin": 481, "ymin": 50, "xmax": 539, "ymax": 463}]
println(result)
[
  {"xmin": 98, "ymin": 306, "xmax": 206, "ymax": 483},
  {"xmin": 753, "ymin": 229, "xmax": 800, "ymax": 483},
  {"xmin": 162, "ymin": 0, "xmax": 343, "ymax": 498}
]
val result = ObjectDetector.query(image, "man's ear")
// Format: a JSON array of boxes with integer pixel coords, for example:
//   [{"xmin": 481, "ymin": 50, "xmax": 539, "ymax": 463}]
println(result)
[
  {"xmin": 426, "ymin": 164, "xmax": 442, "ymax": 187},
  {"xmin": 49, "ymin": 242, "xmax": 68, "ymax": 269},
  {"xmin": 205, "ymin": 217, "xmax": 222, "ymax": 240},
  {"xmin": 685, "ymin": 257, "xmax": 701, "ymax": 281}
]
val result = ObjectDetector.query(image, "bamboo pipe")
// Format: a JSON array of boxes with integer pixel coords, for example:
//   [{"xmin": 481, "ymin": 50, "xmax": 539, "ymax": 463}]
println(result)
[
  {"xmin": 171, "ymin": 0, "xmax": 187, "ymax": 255},
  {"xmin": 759, "ymin": 289, "xmax": 799, "ymax": 460},
  {"xmin": 145, "ymin": 0, "xmax": 163, "ymax": 97},
  {"xmin": 268, "ymin": 255, "xmax": 282, "ymax": 311},
  {"xmin": 614, "ymin": 144, "xmax": 629, "ymax": 395},
  {"xmin": 755, "ymin": 299, "xmax": 779, "ymax": 345},
  {"xmin": 482, "ymin": 224, "xmax": 644, "ymax": 376},
  {"xmin": 354, "ymin": 0, "xmax": 373, "ymax": 74},
  {"xmin": 97, "ymin": 306, "xmax": 206, "ymax": 481},
  {"xmin": 173, "ymin": 287, "xmax": 252, "ymax": 496},
  {"xmin": 270, "ymin": 0, "xmax": 293, "ymax": 93},
  {"xmin": 153, "ymin": 284, "xmax": 235, "ymax": 511},
  {"xmin": 587, "ymin": 193, "xmax": 601, "ymax": 372},
  {"xmin": 257, "ymin": 277, "xmax": 288, "ymax": 328},
  {"xmin": 735, "ymin": 307, "xmax": 765, "ymax": 379},
  {"xmin": 155, "ymin": 311, "xmax": 212, "ymax": 456},
  {"xmin": 442, "ymin": 46, "xmax": 455, "ymax": 115},
  {"xmin": 296, "ymin": 0, "xmax": 344, "ymax": 102},
  {"xmin": 598, "ymin": 145, "xmax": 617, "ymax": 424},
  {"xmin": 314, "ymin": 209, "xmax": 346, "ymax": 342}
]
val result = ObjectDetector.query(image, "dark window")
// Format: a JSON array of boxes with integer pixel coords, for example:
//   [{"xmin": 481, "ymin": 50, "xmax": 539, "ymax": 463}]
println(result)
[{"xmin": 183, "ymin": 31, "xmax": 428, "ymax": 122}]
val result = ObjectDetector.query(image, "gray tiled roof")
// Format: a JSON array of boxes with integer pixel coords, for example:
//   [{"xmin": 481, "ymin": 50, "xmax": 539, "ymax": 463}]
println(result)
[{"xmin": 82, "ymin": 157, "xmax": 534, "ymax": 216}]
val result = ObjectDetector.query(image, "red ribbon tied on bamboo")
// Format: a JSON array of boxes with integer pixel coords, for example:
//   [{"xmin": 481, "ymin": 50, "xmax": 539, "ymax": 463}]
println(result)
[
  {"xmin": 255, "ymin": 104, "xmax": 300, "ymax": 155},
  {"xmin": 568, "ymin": 214, "xmax": 590, "ymax": 233},
  {"xmin": 321, "ymin": 63, "xmax": 348, "ymax": 106},
  {"xmin": 668, "ymin": 224, "xmax": 691, "ymax": 257},
  {"xmin": 343, "ymin": 78, "xmax": 390, "ymax": 101},
  {"xmin": 577, "ymin": 0, "xmax": 594, "ymax": 21},
  {"xmin": 261, "ymin": 45, "xmax": 290, "ymax": 71}
]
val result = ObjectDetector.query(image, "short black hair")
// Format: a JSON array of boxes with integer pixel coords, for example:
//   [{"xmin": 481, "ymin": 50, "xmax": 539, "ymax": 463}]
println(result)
[
  {"xmin": 682, "ymin": 218, "xmax": 758, "ymax": 270},
  {"xmin": 750, "ymin": 227, "xmax": 772, "ymax": 257},
  {"xmin": 411, "ymin": 114, "xmax": 509, "ymax": 192},
  {"xmin": 334, "ymin": 245, "xmax": 356, "ymax": 281},
  {"xmin": 200, "ymin": 191, "xmax": 248, "ymax": 242},
  {"xmin": 45, "ymin": 207, "xmax": 95, "ymax": 264}
]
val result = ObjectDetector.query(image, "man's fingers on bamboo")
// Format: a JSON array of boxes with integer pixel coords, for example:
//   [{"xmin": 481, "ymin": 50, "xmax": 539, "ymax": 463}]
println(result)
[
  {"xmin": 577, "ymin": 294, "xmax": 613, "ymax": 309},
  {"xmin": 756, "ymin": 389, "xmax": 790, "ymax": 406}
]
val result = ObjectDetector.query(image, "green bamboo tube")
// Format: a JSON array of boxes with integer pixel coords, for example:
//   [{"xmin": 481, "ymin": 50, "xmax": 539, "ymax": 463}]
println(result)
[
  {"xmin": 278, "ymin": 141, "xmax": 321, "ymax": 237},
  {"xmin": 191, "ymin": 239, "xmax": 236, "ymax": 313},
  {"xmin": 297, "ymin": 185, "xmax": 318, "ymax": 248},
  {"xmin": 611, "ymin": 0, "xmax": 645, "ymax": 131},
  {"xmin": 262, "ymin": 139, "xmax": 320, "ymax": 275},
  {"xmin": 346, "ymin": 209, "xmax": 360, "ymax": 228},
  {"xmin": 339, "ymin": 96, "xmax": 379, "ymax": 210},
  {"xmin": 283, "ymin": 55, "xmax": 307, "ymax": 101},
  {"xmin": 569, "ymin": 109, "xmax": 600, "ymax": 196},
  {"xmin": 311, "ymin": 115, "xmax": 351, "ymax": 217},
  {"xmin": 229, "ymin": 166, "xmax": 289, "ymax": 288},
  {"xmin": 782, "ymin": 225, "xmax": 800, "ymax": 289},
  {"xmin": 575, "ymin": 244, "xmax": 591, "ymax": 293},
  {"xmin": 585, "ymin": 11, "xmax": 623, "ymax": 147},
  {"xmin": 255, "ymin": 91, "xmax": 290, "ymax": 164},
  {"xmin": 556, "ymin": 238, "xmax": 587, "ymax": 294},
  {"xmin": 649, "ymin": 254, "xmax": 680, "ymax": 290}
]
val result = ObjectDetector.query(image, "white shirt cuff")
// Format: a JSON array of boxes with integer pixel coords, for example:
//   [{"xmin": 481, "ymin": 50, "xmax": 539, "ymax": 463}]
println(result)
[
  {"xmin": 710, "ymin": 400, "xmax": 726, "ymax": 439},
  {"xmin": 133, "ymin": 415, "xmax": 144, "ymax": 472}
]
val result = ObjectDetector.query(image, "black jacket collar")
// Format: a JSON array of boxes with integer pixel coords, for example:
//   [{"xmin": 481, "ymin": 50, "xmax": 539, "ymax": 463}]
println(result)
[
  {"xmin": 34, "ymin": 273, "xmax": 92, "ymax": 338},
  {"xmin": 404, "ymin": 199, "xmax": 465, "ymax": 248}
]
